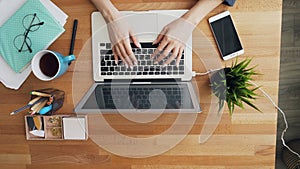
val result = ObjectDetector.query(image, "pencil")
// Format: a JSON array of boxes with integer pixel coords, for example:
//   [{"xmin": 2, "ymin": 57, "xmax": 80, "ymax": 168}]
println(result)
[
  {"xmin": 30, "ymin": 99, "xmax": 47, "ymax": 115},
  {"xmin": 10, "ymin": 97, "xmax": 42, "ymax": 115},
  {"xmin": 30, "ymin": 91, "xmax": 52, "ymax": 97}
]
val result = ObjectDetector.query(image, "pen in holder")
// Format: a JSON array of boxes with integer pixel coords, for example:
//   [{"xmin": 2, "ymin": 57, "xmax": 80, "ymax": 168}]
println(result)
[{"xmin": 29, "ymin": 88, "xmax": 65, "ymax": 115}]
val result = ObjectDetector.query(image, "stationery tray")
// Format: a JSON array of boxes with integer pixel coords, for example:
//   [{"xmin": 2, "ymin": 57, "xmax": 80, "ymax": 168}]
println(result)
[{"xmin": 25, "ymin": 115, "xmax": 88, "ymax": 140}]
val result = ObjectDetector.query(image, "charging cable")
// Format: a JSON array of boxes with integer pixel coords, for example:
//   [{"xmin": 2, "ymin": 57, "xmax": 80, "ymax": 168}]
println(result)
[{"xmin": 193, "ymin": 70, "xmax": 300, "ymax": 159}]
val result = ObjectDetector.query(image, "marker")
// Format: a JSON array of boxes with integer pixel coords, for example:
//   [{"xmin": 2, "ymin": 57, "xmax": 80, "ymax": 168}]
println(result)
[{"xmin": 30, "ymin": 91, "xmax": 52, "ymax": 97}]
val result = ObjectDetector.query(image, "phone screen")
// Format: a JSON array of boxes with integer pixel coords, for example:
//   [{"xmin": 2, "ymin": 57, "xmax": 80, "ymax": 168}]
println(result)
[{"xmin": 210, "ymin": 15, "xmax": 243, "ymax": 58}]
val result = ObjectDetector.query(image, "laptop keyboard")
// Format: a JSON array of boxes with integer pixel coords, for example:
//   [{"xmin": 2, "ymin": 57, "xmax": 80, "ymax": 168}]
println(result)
[
  {"xmin": 99, "ymin": 42, "xmax": 185, "ymax": 76},
  {"xmin": 102, "ymin": 86, "xmax": 183, "ymax": 109}
]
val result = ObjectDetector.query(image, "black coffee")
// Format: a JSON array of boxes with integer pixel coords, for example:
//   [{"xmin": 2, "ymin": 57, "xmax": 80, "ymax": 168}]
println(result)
[{"xmin": 39, "ymin": 53, "xmax": 59, "ymax": 77}]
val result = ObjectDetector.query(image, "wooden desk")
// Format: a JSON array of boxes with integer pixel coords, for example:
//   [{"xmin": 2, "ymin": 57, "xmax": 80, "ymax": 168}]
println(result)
[{"xmin": 0, "ymin": 0, "xmax": 282, "ymax": 168}]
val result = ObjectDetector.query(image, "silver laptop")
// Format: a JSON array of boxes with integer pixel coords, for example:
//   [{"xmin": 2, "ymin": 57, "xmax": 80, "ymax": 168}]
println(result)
[{"xmin": 74, "ymin": 10, "xmax": 201, "ymax": 113}]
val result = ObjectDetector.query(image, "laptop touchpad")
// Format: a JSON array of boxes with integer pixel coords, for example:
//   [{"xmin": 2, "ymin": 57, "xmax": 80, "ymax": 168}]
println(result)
[{"xmin": 125, "ymin": 13, "xmax": 158, "ymax": 42}]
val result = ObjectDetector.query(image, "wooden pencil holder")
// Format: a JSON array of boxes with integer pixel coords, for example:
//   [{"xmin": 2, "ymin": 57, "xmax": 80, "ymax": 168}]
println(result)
[{"xmin": 30, "ymin": 88, "xmax": 65, "ymax": 115}]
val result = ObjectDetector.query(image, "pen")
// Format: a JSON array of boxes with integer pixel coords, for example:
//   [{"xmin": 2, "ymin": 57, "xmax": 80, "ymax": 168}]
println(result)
[
  {"xmin": 30, "ymin": 91, "xmax": 52, "ymax": 97},
  {"xmin": 10, "ymin": 97, "xmax": 42, "ymax": 115},
  {"xmin": 69, "ymin": 19, "xmax": 78, "ymax": 56}
]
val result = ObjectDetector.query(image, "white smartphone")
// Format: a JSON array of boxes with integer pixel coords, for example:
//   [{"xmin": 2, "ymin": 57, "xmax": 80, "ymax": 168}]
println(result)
[{"xmin": 209, "ymin": 11, "xmax": 244, "ymax": 60}]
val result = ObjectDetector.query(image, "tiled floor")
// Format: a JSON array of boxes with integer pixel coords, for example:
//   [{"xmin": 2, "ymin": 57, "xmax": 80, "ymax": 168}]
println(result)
[{"xmin": 276, "ymin": 0, "xmax": 300, "ymax": 168}]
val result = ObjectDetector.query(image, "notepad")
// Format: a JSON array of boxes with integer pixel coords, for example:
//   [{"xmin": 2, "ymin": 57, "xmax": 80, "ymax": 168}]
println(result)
[
  {"xmin": 63, "ymin": 117, "xmax": 87, "ymax": 140},
  {"xmin": 0, "ymin": 0, "xmax": 65, "ymax": 73}
]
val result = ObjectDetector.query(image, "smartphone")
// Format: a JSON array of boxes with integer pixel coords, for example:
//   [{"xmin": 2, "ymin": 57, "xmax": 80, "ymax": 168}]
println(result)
[{"xmin": 209, "ymin": 11, "xmax": 244, "ymax": 60}]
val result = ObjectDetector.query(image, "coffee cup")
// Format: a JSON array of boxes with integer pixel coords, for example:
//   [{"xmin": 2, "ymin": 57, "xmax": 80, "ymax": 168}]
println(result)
[{"xmin": 32, "ymin": 50, "xmax": 75, "ymax": 81}]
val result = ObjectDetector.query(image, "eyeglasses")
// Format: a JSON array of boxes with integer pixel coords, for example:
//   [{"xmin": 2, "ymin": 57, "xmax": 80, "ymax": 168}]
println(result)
[{"xmin": 13, "ymin": 13, "xmax": 44, "ymax": 53}]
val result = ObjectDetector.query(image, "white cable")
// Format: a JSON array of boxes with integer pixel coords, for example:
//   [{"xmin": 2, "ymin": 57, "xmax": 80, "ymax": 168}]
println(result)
[
  {"xmin": 249, "ymin": 80, "xmax": 300, "ymax": 159},
  {"xmin": 194, "ymin": 68, "xmax": 222, "ymax": 76},
  {"xmin": 193, "ymin": 71, "xmax": 300, "ymax": 159}
]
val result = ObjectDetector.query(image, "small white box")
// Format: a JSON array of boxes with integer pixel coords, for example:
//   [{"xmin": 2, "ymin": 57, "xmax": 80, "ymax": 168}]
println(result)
[{"xmin": 63, "ymin": 117, "xmax": 87, "ymax": 140}]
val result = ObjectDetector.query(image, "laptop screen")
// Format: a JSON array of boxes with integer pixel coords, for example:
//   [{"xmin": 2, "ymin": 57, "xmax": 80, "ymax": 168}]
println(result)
[{"xmin": 81, "ymin": 83, "xmax": 194, "ymax": 110}]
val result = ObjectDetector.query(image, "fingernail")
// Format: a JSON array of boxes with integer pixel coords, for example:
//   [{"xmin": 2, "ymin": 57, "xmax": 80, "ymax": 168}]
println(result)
[
  {"xmin": 115, "ymin": 60, "xmax": 118, "ymax": 65},
  {"xmin": 138, "ymin": 43, "xmax": 142, "ymax": 48},
  {"xmin": 154, "ymin": 61, "xmax": 158, "ymax": 64},
  {"xmin": 125, "ymin": 64, "xmax": 128, "ymax": 68},
  {"xmin": 130, "ymin": 65, "xmax": 133, "ymax": 70},
  {"xmin": 162, "ymin": 64, "xmax": 167, "ymax": 67},
  {"xmin": 134, "ymin": 61, "xmax": 138, "ymax": 65}
]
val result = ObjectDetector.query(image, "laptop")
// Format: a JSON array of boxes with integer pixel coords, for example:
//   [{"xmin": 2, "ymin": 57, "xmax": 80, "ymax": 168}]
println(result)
[{"xmin": 74, "ymin": 10, "xmax": 201, "ymax": 113}]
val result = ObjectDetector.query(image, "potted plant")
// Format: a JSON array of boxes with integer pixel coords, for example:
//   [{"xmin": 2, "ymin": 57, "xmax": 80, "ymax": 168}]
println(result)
[{"xmin": 210, "ymin": 58, "xmax": 261, "ymax": 115}]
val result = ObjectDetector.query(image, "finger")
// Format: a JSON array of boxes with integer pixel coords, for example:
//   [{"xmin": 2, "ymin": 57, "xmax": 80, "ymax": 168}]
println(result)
[
  {"xmin": 163, "ymin": 47, "xmax": 179, "ymax": 66},
  {"xmin": 155, "ymin": 43, "xmax": 174, "ymax": 64},
  {"xmin": 124, "ymin": 41, "xmax": 137, "ymax": 65},
  {"xmin": 118, "ymin": 44, "xmax": 133, "ymax": 68},
  {"xmin": 129, "ymin": 31, "xmax": 141, "ymax": 48},
  {"xmin": 175, "ymin": 47, "xmax": 184, "ymax": 67},
  {"xmin": 112, "ymin": 47, "xmax": 119, "ymax": 64},
  {"xmin": 115, "ymin": 46, "xmax": 126, "ymax": 65},
  {"xmin": 151, "ymin": 38, "xmax": 168, "ymax": 59},
  {"xmin": 153, "ymin": 28, "xmax": 167, "ymax": 44},
  {"xmin": 153, "ymin": 34, "xmax": 164, "ymax": 45}
]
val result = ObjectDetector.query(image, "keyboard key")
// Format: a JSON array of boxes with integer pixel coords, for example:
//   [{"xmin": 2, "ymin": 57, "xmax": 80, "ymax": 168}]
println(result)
[
  {"xmin": 138, "ymin": 66, "xmax": 143, "ymax": 71},
  {"xmin": 148, "ymin": 49, "xmax": 153, "ymax": 54},
  {"xmin": 106, "ymin": 61, "xmax": 112, "ymax": 66},
  {"xmin": 106, "ymin": 43, "xmax": 111, "ymax": 49},
  {"xmin": 100, "ymin": 50, "xmax": 112, "ymax": 55},
  {"xmin": 101, "ymin": 59, "xmax": 106, "ymax": 66},
  {"xmin": 142, "ymin": 49, "xmax": 147, "ymax": 54},
  {"xmin": 179, "ymin": 60, "xmax": 184, "ymax": 65},
  {"xmin": 145, "ymin": 55, "xmax": 151, "ymax": 60},
  {"xmin": 101, "ymin": 67, "xmax": 108, "ymax": 72}
]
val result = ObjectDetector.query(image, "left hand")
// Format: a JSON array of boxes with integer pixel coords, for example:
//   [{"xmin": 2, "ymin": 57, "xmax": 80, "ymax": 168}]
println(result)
[{"xmin": 151, "ymin": 17, "xmax": 195, "ymax": 67}]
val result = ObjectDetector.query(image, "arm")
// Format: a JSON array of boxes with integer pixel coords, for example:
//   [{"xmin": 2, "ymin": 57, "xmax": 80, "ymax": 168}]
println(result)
[
  {"xmin": 90, "ymin": 0, "xmax": 140, "ymax": 69},
  {"xmin": 152, "ymin": 0, "xmax": 224, "ymax": 66},
  {"xmin": 181, "ymin": 0, "xmax": 224, "ymax": 26},
  {"xmin": 90, "ymin": 0, "xmax": 120, "ymax": 23}
]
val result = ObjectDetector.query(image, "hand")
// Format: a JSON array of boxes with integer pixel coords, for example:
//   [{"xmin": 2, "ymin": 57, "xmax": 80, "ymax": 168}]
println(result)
[
  {"xmin": 107, "ymin": 16, "xmax": 141, "ymax": 68},
  {"xmin": 151, "ymin": 17, "xmax": 195, "ymax": 67}
]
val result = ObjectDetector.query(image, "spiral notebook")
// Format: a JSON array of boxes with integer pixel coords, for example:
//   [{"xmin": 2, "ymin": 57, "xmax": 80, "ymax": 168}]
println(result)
[{"xmin": 0, "ymin": 0, "xmax": 65, "ymax": 73}]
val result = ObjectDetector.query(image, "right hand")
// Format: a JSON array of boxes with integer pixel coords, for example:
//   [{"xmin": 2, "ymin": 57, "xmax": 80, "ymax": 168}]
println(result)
[{"xmin": 106, "ymin": 15, "xmax": 141, "ymax": 68}]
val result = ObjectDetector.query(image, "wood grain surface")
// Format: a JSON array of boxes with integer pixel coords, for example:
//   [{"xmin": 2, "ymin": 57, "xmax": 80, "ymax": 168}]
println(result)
[{"xmin": 0, "ymin": 0, "xmax": 282, "ymax": 168}]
